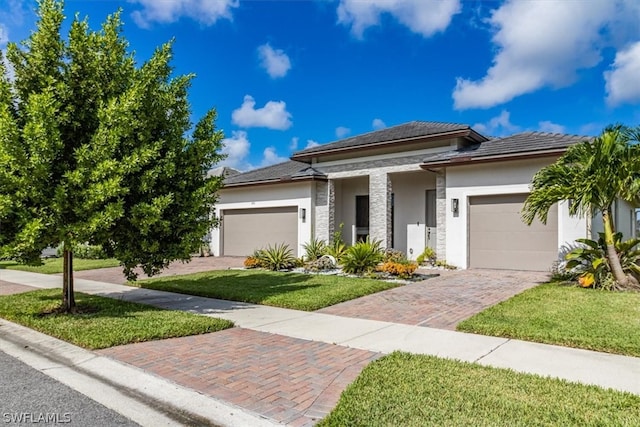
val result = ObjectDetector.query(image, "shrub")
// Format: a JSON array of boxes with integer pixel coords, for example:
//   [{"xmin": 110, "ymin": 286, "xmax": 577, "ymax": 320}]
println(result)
[
  {"xmin": 416, "ymin": 247, "xmax": 436, "ymax": 265},
  {"xmin": 377, "ymin": 261, "xmax": 418, "ymax": 279},
  {"xmin": 244, "ymin": 256, "xmax": 262, "ymax": 269},
  {"xmin": 303, "ymin": 237, "xmax": 327, "ymax": 261},
  {"xmin": 56, "ymin": 243, "xmax": 107, "ymax": 259},
  {"xmin": 304, "ymin": 255, "xmax": 337, "ymax": 272},
  {"xmin": 256, "ymin": 243, "xmax": 297, "ymax": 271},
  {"xmin": 326, "ymin": 224, "xmax": 347, "ymax": 263},
  {"xmin": 341, "ymin": 238, "xmax": 384, "ymax": 275},
  {"xmin": 383, "ymin": 249, "xmax": 406, "ymax": 263},
  {"xmin": 565, "ymin": 232, "xmax": 640, "ymax": 290},
  {"xmin": 434, "ymin": 260, "xmax": 456, "ymax": 270}
]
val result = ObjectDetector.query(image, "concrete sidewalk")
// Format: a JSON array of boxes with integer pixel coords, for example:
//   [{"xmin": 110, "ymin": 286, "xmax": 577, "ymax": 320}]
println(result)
[{"xmin": 2, "ymin": 269, "xmax": 640, "ymax": 425}]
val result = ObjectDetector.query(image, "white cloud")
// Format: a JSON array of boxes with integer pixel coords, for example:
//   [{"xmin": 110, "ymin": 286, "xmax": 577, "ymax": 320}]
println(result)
[
  {"xmin": 337, "ymin": 0, "xmax": 461, "ymax": 38},
  {"xmin": 605, "ymin": 41, "xmax": 640, "ymax": 106},
  {"xmin": 260, "ymin": 147, "xmax": 288, "ymax": 167},
  {"xmin": 473, "ymin": 110, "xmax": 519, "ymax": 136},
  {"xmin": 453, "ymin": 0, "xmax": 619, "ymax": 110},
  {"xmin": 289, "ymin": 137, "xmax": 299, "ymax": 151},
  {"xmin": 219, "ymin": 130, "xmax": 251, "ymax": 170},
  {"xmin": 305, "ymin": 140, "xmax": 321, "ymax": 149},
  {"xmin": 372, "ymin": 118, "xmax": 386, "ymax": 130},
  {"xmin": 538, "ymin": 121, "xmax": 566, "ymax": 134},
  {"xmin": 336, "ymin": 126, "xmax": 351, "ymax": 138},
  {"xmin": 0, "ymin": 24, "xmax": 8, "ymax": 46},
  {"xmin": 130, "ymin": 0, "xmax": 238, "ymax": 28},
  {"xmin": 257, "ymin": 43, "xmax": 291, "ymax": 79},
  {"xmin": 231, "ymin": 95, "xmax": 293, "ymax": 130}
]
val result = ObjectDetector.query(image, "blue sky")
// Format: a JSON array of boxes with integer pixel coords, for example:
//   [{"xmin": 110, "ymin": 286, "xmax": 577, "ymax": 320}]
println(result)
[{"xmin": 2, "ymin": 0, "xmax": 640, "ymax": 171}]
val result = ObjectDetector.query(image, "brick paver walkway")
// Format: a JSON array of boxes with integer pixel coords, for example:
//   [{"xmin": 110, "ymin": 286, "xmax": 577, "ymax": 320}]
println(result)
[
  {"xmin": 99, "ymin": 328, "xmax": 380, "ymax": 427},
  {"xmin": 317, "ymin": 269, "xmax": 549, "ymax": 330},
  {"xmin": 68, "ymin": 256, "xmax": 245, "ymax": 284}
]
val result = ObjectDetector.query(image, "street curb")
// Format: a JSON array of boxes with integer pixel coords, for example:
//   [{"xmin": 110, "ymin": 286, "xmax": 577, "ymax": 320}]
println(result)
[{"xmin": 0, "ymin": 319, "xmax": 280, "ymax": 427}]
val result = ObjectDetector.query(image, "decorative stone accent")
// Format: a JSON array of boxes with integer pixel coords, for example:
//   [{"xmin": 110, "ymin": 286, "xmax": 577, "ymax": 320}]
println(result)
[
  {"xmin": 436, "ymin": 171, "xmax": 446, "ymax": 260},
  {"xmin": 369, "ymin": 171, "xmax": 392, "ymax": 248},
  {"xmin": 314, "ymin": 180, "xmax": 334, "ymax": 242}
]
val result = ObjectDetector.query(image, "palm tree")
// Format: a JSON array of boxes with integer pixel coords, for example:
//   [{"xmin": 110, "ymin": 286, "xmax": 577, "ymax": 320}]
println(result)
[{"xmin": 522, "ymin": 124, "xmax": 640, "ymax": 289}]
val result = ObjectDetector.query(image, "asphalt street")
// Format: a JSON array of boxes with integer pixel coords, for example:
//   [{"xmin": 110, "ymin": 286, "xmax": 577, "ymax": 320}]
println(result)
[{"xmin": 0, "ymin": 350, "xmax": 138, "ymax": 427}]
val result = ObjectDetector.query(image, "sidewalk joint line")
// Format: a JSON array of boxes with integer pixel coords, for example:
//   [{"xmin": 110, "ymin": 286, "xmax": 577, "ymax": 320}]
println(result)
[{"xmin": 473, "ymin": 338, "xmax": 511, "ymax": 363}]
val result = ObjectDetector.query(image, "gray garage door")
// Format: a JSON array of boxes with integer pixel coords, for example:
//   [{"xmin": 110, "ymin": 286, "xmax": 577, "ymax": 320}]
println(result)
[
  {"xmin": 222, "ymin": 207, "xmax": 298, "ymax": 256},
  {"xmin": 469, "ymin": 194, "xmax": 558, "ymax": 271}
]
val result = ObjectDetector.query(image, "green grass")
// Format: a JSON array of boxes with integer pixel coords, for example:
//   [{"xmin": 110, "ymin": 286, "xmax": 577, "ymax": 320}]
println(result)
[
  {"xmin": 457, "ymin": 282, "xmax": 640, "ymax": 357},
  {"xmin": 0, "ymin": 289, "xmax": 233, "ymax": 349},
  {"xmin": 320, "ymin": 352, "xmax": 640, "ymax": 427},
  {"xmin": 131, "ymin": 269, "xmax": 401, "ymax": 311},
  {"xmin": 0, "ymin": 258, "xmax": 120, "ymax": 274}
]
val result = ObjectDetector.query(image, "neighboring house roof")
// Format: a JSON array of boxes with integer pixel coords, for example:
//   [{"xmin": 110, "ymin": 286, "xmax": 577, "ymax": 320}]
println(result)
[
  {"xmin": 222, "ymin": 161, "xmax": 326, "ymax": 188},
  {"xmin": 420, "ymin": 131, "xmax": 589, "ymax": 168},
  {"xmin": 291, "ymin": 121, "xmax": 488, "ymax": 161}
]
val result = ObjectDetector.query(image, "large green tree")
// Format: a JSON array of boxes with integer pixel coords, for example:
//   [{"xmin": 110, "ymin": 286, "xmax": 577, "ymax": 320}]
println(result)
[
  {"xmin": 522, "ymin": 125, "xmax": 640, "ymax": 290},
  {"xmin": 0, "ymin": 0, "xmax": 225, "ymax": 311}
]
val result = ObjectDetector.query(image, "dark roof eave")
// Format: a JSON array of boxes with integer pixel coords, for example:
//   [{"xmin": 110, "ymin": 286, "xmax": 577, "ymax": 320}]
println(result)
[
  {"xmin": 222, "ymin": 175, "xmax": 326, "ymax": 189},
  {"xmin": 291, "ymin": 128, "xmax": 480, "ymax": 161},
  {"xmin": 420, "ymin": 149, "xmax": 567, "ymax": 170}
]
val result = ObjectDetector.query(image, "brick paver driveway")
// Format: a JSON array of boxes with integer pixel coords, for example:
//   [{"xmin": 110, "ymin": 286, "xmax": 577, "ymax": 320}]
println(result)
[
  {"xmin": 317, "ymin": 269, "xmax": 550, "ymax": 330},
  {"xmin": 99, "ymin": 329, "xmax": 380, "ymax": 426},
  {"xmin": 67, "ymin": 256, "xmax": 245, "ymax": 284}
]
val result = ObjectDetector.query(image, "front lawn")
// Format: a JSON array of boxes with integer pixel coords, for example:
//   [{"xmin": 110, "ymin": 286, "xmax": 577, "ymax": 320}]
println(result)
[
  {"xmin": 320, "ymin": 352, "xmax": 640, "ymax": 426},
  {"xmin": 457, "ymin": 282, "xmax": 640, "ymax": 357},
  {"xmin": 0, "ymin": 258, "xmax": 120, "ymax": 274},
  {"xmin": 131, "ymin": 270, "xmax": 401, "ymax": 311},
  {"xmin": 0, "ymin": 289, "xmax": 233, "ymax": 349}
]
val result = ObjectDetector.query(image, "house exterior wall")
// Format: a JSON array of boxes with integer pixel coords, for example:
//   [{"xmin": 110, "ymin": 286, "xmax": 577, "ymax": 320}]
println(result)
[
  {"xmin": 389, "ymin": 172, "xmax": 436, "ymax": 254},
  {"xmin": 211, "ymin": 182, "xmax": 313, "ymax": 257},
  {"xmin": 445, "ymin": 158, "xmax": 588, "ymax": 269},
  {"xmin": 590, "ymin": 199, "xmax": 637, "ymax": 241},
  {"xmin": 333, "ymin": 176, "xmax": 369, "ymax": 245}
]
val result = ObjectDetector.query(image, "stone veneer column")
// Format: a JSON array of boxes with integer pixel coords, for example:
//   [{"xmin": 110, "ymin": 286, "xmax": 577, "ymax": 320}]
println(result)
[
  {"xmin": 369, "ymin": 171, "xmax": 392, "ymax": 248},
  {"xmin": 314, "ymin": 180, "xmax": 335, "ymax": 243},
  {"xmin": 436, "ymin": 171, "xmax": 446, "ymax": 260}
]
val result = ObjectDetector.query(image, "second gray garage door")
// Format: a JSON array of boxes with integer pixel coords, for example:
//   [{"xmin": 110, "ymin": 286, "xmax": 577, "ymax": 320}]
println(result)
[
  {"xmin": 222, "ymin": 207, "xmax": 298, "ymax": 256},
  {"xmin": 469, "ymin": 194, "xmax": 558, "ymax": 271}
]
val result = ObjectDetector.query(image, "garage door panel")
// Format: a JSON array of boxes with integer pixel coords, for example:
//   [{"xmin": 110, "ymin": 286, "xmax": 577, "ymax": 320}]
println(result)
[
  {"xmin": 469, "ymin": 194, "xmax": 558, "ymax": 271},
  {"xmin": 223, "ymin": 207, "xmax": 298, "ymax": 256}
]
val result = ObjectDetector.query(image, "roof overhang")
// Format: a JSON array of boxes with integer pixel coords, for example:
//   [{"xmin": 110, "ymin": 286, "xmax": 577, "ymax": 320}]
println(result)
[
  {"xmin": 420, "ymin": 148, "xmax": 567, "ymax": 171},
  {"xmin": 221, "ymin": 175, "xmax": 327, "ymax": 190}
]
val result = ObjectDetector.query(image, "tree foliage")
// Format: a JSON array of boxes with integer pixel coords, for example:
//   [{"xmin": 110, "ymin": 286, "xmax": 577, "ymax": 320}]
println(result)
[
  {"xmin": 522, "ymin": 125, "xmax": 640, "ymax": 290},
  {"xmin": 0, "ymin": 0, "xmax": 225, "ymax": 310}
]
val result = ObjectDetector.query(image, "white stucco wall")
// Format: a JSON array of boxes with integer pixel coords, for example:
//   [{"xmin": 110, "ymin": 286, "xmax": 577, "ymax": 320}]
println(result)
[
  {"xmin": 590, "ymin": 199, "xmax": 637, "ymax": 241},
  {"xmin": 211, "ymin": 182, "xmax": 313, "ymax": 257},
  {"xmin": 445, "ymin": 158, "xmax": 588, "ymax": 269}
]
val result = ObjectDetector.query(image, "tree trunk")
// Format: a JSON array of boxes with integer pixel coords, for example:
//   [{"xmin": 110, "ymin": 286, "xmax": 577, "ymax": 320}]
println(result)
[
  {"xmin": 602, "ymin": 210, "xmax": 628, "ymax": 289},
  {"xmin": 62, "ymin": 245, "xmax": 75, "ymax": 312}
]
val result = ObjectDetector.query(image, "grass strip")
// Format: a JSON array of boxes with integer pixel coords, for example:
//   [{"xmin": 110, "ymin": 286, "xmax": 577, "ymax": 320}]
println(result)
[
  {"xmin": 320, "ymin": 352, "xmax": 640, "ymax": 427},
  {"xmin": 0, "ymin": 258, "xmax": 120, "ymax": 274},
  {"xmin": 0, "ymin": 289, "xmax": 233, "ymax": 349},
  {"xmin": 457, "ymin": 282, "xmax": 640, "ymax": 357},
  {"xmin": 132, "ymin": 269, "xmax": 401, "ymax": 311}
]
